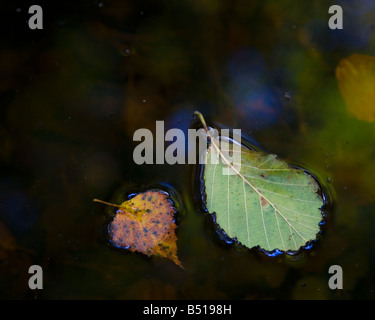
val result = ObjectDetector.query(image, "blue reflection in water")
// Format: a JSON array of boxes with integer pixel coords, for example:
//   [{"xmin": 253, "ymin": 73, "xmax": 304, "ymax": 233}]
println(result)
[
  {"xmin": 226, "ymin": 49, "xmax": 266, "ymax": 87},
  {"xmin": 0, "ymin": 179, "xmax": 39, "ymax": 236},
  {"xmin": 263, "ymin": 248, "xmax": 284, "ymax": 257},
  {"xmin": 307, "ymin": 0, "xmax": 375, "ymax": 50},
  {"xmin": 236, "ymin": 87, "xmax": 282, "ymax": 125},
  {"xmin": 303, "ymin": 243, "xmax": 314, "ymax": 251},
  {"xmin": 336, "ymin": 0, "xmax": 375, "ymax": 48}
]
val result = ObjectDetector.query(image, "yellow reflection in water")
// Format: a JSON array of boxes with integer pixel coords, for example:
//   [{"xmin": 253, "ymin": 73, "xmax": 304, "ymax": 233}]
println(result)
[{"xmin": 336, "ymin": 53, "xmax": 375, "ymax": 122}]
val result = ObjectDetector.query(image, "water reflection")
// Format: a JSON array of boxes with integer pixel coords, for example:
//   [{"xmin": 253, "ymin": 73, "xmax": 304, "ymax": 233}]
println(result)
[
  {"xmin": 226, "ymin": 49, "xmax": 283, "ymax": 130},
  {"xmin": 0, "ymin": 179, "xmax": 39, "ymax": 236}
]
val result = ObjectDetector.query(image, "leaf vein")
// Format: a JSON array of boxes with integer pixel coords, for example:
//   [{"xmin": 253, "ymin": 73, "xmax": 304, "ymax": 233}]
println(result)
[
  {"xmin": 259, "ymin": 194, "xmax": 271, "ymax": 250},
  {"xmin": 243, "ymin": 174, "xmax": 314, "ymax": 187},
  {"xmin": 257, "ymin": 188, "xmax": 321, "ymax": 204}
]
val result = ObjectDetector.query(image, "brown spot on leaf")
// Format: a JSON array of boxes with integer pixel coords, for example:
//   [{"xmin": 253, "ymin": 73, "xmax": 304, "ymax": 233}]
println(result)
[{"xmin": 260, "ymin": 196, "xmax": 267, "ymax": 207}]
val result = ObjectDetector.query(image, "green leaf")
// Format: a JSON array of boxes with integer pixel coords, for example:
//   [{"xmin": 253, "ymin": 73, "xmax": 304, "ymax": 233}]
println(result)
[{"xmin": 195, "ymin": 111, "xmax": 324, "ymax": 253}]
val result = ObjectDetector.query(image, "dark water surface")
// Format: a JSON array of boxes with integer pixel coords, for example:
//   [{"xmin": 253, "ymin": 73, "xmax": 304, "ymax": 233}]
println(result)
[{"xmin": 1, "ymin": 0, "xmax": 375, "ymax": 299}]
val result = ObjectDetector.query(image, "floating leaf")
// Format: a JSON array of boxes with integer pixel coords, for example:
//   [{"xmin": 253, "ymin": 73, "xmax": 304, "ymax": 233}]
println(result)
[
  {"xmin": 336, "ymin": 53, "xmax": 375, "ymax": 122},
  {"xmin": 195, "ymin": 111, "xmax": 324, "ymax": 253},
  {"xmin": 94, "ymin": 190, "xmax": 183, "ymax": 268}
]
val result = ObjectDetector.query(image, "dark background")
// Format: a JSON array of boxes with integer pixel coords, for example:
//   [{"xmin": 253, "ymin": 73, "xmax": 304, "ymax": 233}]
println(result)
[{"xmin": 1, "ymin": 0, "xmax": 374, "ymax": 299}]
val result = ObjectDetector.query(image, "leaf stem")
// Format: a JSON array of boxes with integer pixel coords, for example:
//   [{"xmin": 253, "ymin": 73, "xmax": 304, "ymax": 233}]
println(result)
[
  {"xmin": 93, "ymin": 199, "xmax": 121, "ymax": 208},
  {"xmin": 194, "ymin": 111, "xmax": 209, "ymax": 133}
]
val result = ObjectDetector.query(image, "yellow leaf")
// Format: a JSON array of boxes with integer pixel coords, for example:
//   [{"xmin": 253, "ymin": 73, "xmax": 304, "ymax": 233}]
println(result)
[{"xmin": 94, "ymin": 190, "xmax": 183, "ymax": 268}]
